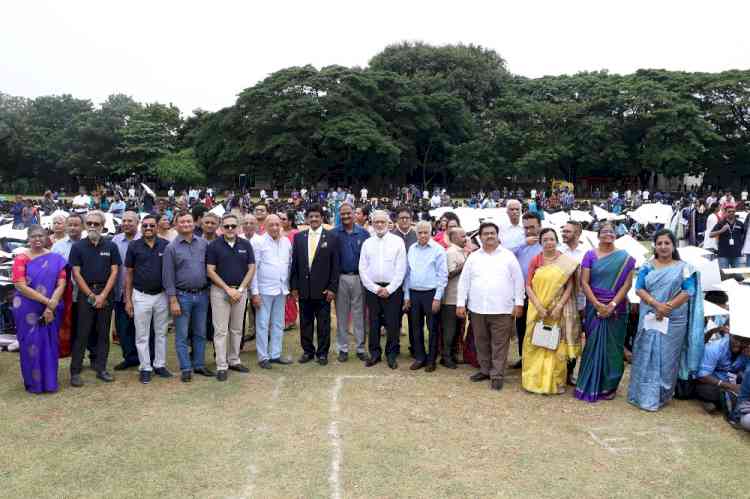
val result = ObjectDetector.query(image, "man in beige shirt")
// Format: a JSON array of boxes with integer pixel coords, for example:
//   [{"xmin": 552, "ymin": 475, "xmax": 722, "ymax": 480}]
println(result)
[{"xmin": 441, "ymin": 227, "xmax": 467, "ymax": 369}]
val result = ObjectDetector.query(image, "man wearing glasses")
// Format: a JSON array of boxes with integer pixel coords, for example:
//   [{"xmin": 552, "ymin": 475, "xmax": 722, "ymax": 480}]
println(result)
[
  {"xmin": 69, "ymin": 211, "xmax": 121, "ymax": 386},
  {"xmin": 359, "ymin": 210, "xmax": 407, "ymax": 369},
  {"xmin": 206, "ymin": 214, "xmax": 256, "ymax": 381},
  {"xmin": 391, "ymin": 207, "xmax": 417, "ymax": 357},
  {"xmin": 123, "ymin": 214, "xmax": 171, "ymax": 384}
]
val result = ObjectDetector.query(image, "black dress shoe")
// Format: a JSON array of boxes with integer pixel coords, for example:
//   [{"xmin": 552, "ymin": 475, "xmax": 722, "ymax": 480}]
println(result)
[
  {"xmin": 114, "ymin": 361, "xmax": 138, "ymax": 371},
  {"xmin": 317, "ymin": 357, "xmax": 328, "ymax": 366},
  {"xmin": 491, "ymin": 379, "xmax": 504, "ymax": 391},
  {"xmin": 229, "ymin": 364, "xmax": 250, "ymax": 373},
  {"xmin": 410, "ymin": 361, "xmax": 425, "ymax": 371},
  {"xmin": 298, "ymin": 354, "xmax": 314, "ymax": 364},
  {"xmin": 470, "ymin": 372, "xmax": 490, "ymax": 382},
  {"xmin": 356, "ymin": 352, "xmax": 367, "ymax": 361},
  {"xmin": 442, "ymin": 358, "xmax": 457, "ymax": 369},
  {"xmin": 217, "ymin": 370, "xmax": 228, "ymax": 382},
  {"xmin": 194, "ymin": 367, "xmax": 215, "ymax": 377},
  {"xmin": 154, "ymin": 367, "xmax": 173, "ymax": 378},
  {"xmin": 96, "ymin": 371, "xmax": 114, "ymax": 382},
  {"xmin": 270, "ymin": 357, "xmax": 293, "ymax": 365},
  {"xmin": 259, "ymin": 360, "xmax": 272, "ymax": 369},
  {"xmin": 365, "ymin": 357, "xmax": 381, "ymax": 367},
  {"xmin": 338, "ymin": 352, "xmax": 348, "ymax": 363},
  {"xmin": 140, "ymin": 370, "xmax": 151, "ymax": 384},
  {"xmin": 181, "ymin": 370, "xmax": 192, "ymax": 382},
  {"xmin": 387, "ymin": 357, "xmax": 398, "ymax": 369},
  {"xmin": 425, "ymin": 364, "xmax": 436, "ymax": 373},
  {"xmin": 70, "ymin": 374, "xmax": 84, "ymax": 387}
]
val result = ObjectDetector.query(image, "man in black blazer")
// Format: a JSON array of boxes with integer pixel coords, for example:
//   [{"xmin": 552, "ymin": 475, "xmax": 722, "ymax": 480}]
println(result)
[{"xmin": 291, "ymin": 204, "xmax": 339, "ymax": 365}]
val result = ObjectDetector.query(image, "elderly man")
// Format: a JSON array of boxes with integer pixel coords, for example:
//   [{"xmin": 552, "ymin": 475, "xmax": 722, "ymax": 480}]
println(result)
[
  {"xmin": 112, "ymin": 211, "xmax": 141, "ymax": 371},
  {"xmin": 291, "ymin": 204, "xmax": 339, "ymax": 365},
  {"xmin": 251, "ymin": 214, "xmax": 293, "ymax": 369},
  {"xmin": 163, "ymin": 210, "xmax": 214, "ymax": 383},
  {"xmin": 442, "ymin": 227, "xmax": 467, "ymax": 369},
  {"xmin": 500, "ymin": 199, "xmax": 525, "ymax": 250},
  {"xmin": 207, "ymin": 213, "xmax": 256, "ymax": 381},
  {"xmin": 457, "ymin": 222, "xmax": 525, "ymax": 391},
  {"xmin": 69, "ymin": 211, "xmax": 121, "ymax": 386},
  {"xmin": 332, "ymin": 203, "xmax": 370, "ymax": 362},
  {"xmin": 359, "ymin": 210, "xmax": 407, "ymax": 369},
  {"xmin": 124, "ymin": 213, "xmax": 172, "ymax": 384},
  {"xmin": 403, "ymin": 221, "xmax": 447, "ymax": 372},
  {"xmin": 511, "ymin": 212, "xmax": 543, "ymax": 368}
]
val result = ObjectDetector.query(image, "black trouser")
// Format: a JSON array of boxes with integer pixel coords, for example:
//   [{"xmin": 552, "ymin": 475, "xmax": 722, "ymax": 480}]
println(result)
[
  {"xmin": 70, "ymin": 300, "xmax": 98, "ymax": 364},
  {"xmin": 514, "ymin": 298, "xmax": 529, "ymax": 357},
  {"xmin": 71, "ymin": 298, "xmax": 113, "ymax": 375},
  {"xmin": 695, "ymin": 383, "xmax": 721, "ymax": 404},
  {"xmin": 442, "ymin": 304, "xmax": 458, "ymax": 361},
  {"xmin": 409, "ymin": 289, "xmax": 439, "ymax": 364},
  {"xmin": 300, "ymin": 299, "xmax": 331, "ymax": 358},
  {"xmin": 366, "ymin": 286, "xmax": 403, "ymax": 361}
]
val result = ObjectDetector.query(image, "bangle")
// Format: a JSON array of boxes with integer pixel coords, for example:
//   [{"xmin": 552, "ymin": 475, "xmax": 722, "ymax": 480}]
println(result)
[{"xmin": 609, "ymin": 301, "xmax": 617, "ymax": 308}]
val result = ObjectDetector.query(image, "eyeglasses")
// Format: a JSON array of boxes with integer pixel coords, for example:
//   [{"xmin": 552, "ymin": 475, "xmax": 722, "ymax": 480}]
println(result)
[
  {"xmin": 86, "ymin": 221, "xmax": 102, "ymax": 227},
  {"xmin": 223, "ymin": 224, "xmax": 237, "ymax": 229},
  {"xmin": 142, "ymin": 223, "xmax": 156, "ymax": 228}
]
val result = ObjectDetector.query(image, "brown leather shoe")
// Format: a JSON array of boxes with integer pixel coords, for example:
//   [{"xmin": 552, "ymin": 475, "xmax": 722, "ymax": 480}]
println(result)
[{"xmin": 409, "ymin": 361, "xmax": 425, "ymax": 371}]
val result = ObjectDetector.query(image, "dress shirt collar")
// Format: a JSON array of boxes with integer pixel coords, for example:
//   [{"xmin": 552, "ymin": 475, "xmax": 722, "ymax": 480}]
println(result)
[{"xmin": 309, "ymin": 226, "xmax": 323, "ymax": 237}]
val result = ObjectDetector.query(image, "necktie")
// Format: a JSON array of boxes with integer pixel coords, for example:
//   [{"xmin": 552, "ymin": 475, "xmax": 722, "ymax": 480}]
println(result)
[{"xmin": 308, "ymin": 231, "xmax": 318, "ymax": 264}]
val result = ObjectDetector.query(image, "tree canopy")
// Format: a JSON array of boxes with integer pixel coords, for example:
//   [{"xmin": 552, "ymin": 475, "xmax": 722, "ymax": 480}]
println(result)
[{"xmin": 1, "ymin": 41, "xmax": 748, "ymax": 193}]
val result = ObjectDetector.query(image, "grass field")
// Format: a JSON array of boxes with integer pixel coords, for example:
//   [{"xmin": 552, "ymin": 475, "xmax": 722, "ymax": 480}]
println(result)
[{"xmin": 0, "ymin": 325, "xmax": 747, "ymax": 499}]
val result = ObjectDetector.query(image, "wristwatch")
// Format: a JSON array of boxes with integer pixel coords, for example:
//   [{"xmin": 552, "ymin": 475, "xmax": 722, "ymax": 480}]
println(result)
[{"xmin": 238, "ymin": 287, "xmax": 246, "ymax": 294}]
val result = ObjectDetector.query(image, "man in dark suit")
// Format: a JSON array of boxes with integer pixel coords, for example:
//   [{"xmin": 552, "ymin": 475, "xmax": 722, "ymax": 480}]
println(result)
[{"xmin": 291, "ymin": 204, "xmax": 340, "ymax": 365}]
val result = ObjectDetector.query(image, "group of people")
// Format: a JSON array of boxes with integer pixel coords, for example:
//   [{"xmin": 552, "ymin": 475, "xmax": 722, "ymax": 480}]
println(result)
[{"xmin": 8, "ymin": 188, "xmax": 750, "ymax": 433}]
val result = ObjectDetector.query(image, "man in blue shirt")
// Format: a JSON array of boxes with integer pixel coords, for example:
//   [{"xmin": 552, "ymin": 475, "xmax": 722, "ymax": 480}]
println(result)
[
  {"xmin": 511, "ymin": 212, "xmax": 542, "ymax": 368},
  {"xmin": 695, "ymin": 332, "xmax": 750, "ymax": 413},
  {"xmin": 332, "ymin": 203, "xmax": 370, "ymax": 362},
  {"xmin": 403, "ymin": 221, "xmax": 448, "ymax": 372}
]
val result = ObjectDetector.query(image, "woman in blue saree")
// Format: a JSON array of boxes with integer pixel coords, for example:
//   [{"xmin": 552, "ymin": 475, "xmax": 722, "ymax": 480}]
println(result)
[
  {"xmin": 11, "ymin": 225, "xmax": 67, "ymax": 394},
  {"xmin": 628, "ymin": 229, "xmax": 704, "ymax": 411},
  {"xmin": 576, "ymin": 222, "xmax": 636, "ymax": 402}
]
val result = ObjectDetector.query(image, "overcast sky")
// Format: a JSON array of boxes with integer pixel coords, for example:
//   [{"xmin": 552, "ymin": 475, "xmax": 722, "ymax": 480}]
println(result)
[{"xmin": 3, "ymin": 0, "xmax": 748, "ymax": 115}]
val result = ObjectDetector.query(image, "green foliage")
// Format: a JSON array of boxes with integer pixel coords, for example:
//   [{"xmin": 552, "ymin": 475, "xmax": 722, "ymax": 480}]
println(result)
[
  {"xmin": 152, "ymin": 148, "xmax": 205, "ymax": 185},
  {"xmin": 1, "ymin": 42, "xmax": 749, "ymax": 191}
]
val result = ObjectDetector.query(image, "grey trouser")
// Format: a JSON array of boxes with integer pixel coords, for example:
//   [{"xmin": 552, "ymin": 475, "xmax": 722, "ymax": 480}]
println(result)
[{"xmin": 335, "ymin": 274, "xmax": 366, "ymax": 353}]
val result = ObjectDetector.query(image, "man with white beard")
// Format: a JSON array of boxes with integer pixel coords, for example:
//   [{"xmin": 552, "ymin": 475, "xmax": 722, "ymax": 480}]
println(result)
[{"xmin": 69, "ymin": 210, "xmax": 121, "ymax": 387}]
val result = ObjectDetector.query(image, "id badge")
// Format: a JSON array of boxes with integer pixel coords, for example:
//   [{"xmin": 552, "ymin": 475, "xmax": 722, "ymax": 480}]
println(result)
[{"xmin": 729, "ymin": 238, "xmax": 735, "ymax": 246}]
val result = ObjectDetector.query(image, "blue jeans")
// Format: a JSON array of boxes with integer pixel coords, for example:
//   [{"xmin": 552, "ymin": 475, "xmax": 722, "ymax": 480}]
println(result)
[
  {"xmin": 718, "ymin": 256, "xmax": 744, "ymax": 270},
  {"xmin": 255, "ymin": 293, "xmax": 285, "ymax": 362},
  {"xmin": 173, "ymin": 290, "xmax": 208, "ymax": 371}
]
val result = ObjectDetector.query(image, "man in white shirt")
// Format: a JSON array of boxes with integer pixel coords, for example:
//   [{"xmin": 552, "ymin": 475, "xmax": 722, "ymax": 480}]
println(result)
[
  {"xmin": 251, "ymin": 215, "xmax": 292, "ymax": 369},
  {"xmin": 500, "ymin": 199, "xmax": 525, "ymax": 250},
  {"xmin": 360, "ymin": 187, "xmax": 368, "ymax": 202},
  {"xmin": 642, "ymin": 190, "xmax": 650, "ymax": 202},
  {"xmin": 430, "ymin": 193, "xmax": 442, "ymax": 208},
  {"xmin": 703, "ymin": 202, "xmax": 720, "ymax": 254},
  {"xmin": 742, "ymin": 189, "xmax": 748, "ymax": 202},
  {"xmin": 72, "ymin": 187, "xmax": 92, "ymax": 212},
  {"xmin": 359, "ymin": 210, "xmax": 407, "ymax": 369},
  {"xmin": 457, "ymin": 222, "xmax": 524, "ymax": 391},
  {"xmin": 560, "ymin": 220, "xmax": 586, "ymax": 385}
]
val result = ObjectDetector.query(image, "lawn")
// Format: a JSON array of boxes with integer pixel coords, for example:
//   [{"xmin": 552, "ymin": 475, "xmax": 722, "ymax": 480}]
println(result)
[{"xmin": 0, "ymin": 326, "xmax": 746, "ymax": 499}]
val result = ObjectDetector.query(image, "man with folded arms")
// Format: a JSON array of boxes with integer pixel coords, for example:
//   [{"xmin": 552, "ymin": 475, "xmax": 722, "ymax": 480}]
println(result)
[
  {"xmin": 124, "ymin": 214, "xmax": 172, "ymax": 384},
  {"xmin": 457, "ymin": 222, "xmax": 525, "ymax": 391},
  {"xmin": 163, "ymin": 211, "xmax": 214, "ymax": 382},
  {"xmin": 207, "ymin": 214, "xmax": 256, "ymax": 381},
  {"xmin": 69, "ymin": 211, "xmax": 121, "ymax": 387},
  {"xmin": 403, "ymin": 221, "xmax": 448, "ymax": 372},
  {"xmin": 359, "ymin": 210, "xmax": 407, "ymax": 369}
]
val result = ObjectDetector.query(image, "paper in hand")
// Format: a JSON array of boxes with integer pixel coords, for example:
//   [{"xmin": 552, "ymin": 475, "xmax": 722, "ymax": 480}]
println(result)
[{"xmin": 644, "ymin": 313, "xmax": 669, "ymax": 334}]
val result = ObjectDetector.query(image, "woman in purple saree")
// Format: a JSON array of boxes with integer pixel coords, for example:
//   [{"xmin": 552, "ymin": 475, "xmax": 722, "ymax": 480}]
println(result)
[
  {"xmin": 12, "ymin": 224, "xmax": 67, "ymax": 394},
  {"xmin": 575, "ymin": 222, "xmax": 636, "ymax": 402}
]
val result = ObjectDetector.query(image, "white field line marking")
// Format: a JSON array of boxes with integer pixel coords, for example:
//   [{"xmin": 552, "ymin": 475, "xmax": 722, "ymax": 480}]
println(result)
[{"xmin": 329, "ymin": 376, "xmax": 344, "ymax": 499}]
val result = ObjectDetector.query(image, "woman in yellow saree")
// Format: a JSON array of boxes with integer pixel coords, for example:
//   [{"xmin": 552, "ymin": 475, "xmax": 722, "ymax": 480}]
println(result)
[{"xmin": 522, "ymin": 228, "xmax": 581, "ymax": 394}]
